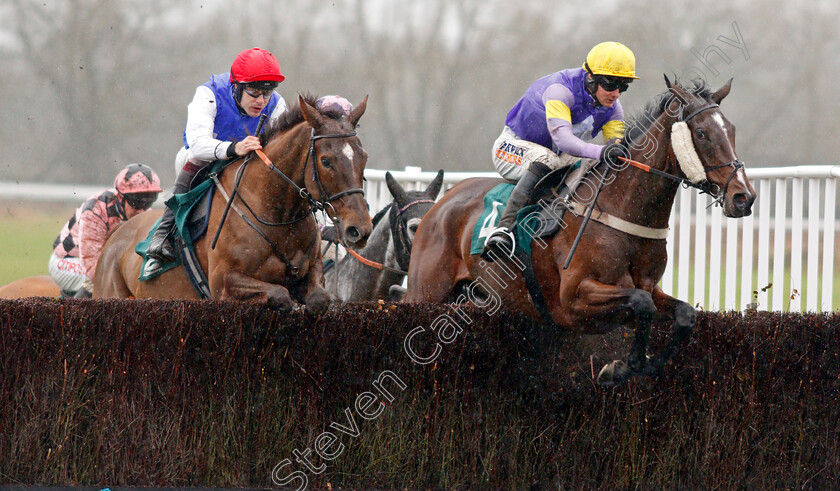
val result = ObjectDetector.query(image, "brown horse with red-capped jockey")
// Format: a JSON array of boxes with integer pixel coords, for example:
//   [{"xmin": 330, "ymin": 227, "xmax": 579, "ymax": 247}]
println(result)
[
  {"xmin": 405, "ymin": 77, "xmax": 756, "ymax": 385},
  {"xmin": 94, "ymin": 95, "xmax": 372, "ymax": 315}
]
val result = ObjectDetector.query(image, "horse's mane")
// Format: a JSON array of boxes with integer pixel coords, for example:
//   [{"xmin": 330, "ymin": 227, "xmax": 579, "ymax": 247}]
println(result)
[
  {"xmin": 261, "ymin": 93, "xmax": 349, "ymax": 143},
  {"xmin": 623, "ymin": 78, "xmax": 713, "ymax": 150},
  {"xmin": 370, "ymin": 202, "xmax": 392, "ymax": 228}
]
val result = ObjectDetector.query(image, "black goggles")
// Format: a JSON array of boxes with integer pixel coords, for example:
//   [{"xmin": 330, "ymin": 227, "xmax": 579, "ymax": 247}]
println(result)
[
  {"xmin": 123, "ymin": 193, "xmax": 158, "ymax": 210},
  {"xmin": 596, "ymin": 76, "xmax": 631, "ymax": 93},
  {"xmin": 243, "ymin": 83, "xmax": 276, "ymax": 99}
]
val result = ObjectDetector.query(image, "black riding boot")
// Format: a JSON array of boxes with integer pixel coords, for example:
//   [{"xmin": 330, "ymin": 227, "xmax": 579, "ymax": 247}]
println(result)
[
  {"xmin": 146, "ymin": 166, "xmax": 197, "ymax": 262},
  {"xmin": 73, "ymin": 287, "xmax": 92, "ymax": 298},
  {"xmin": 481, "ymin": 163, "xmax": 547, "ymax": 262}
]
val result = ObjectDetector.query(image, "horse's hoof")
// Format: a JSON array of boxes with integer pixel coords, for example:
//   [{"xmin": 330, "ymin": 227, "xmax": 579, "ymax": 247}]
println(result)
[
  {"xmin": 388, "ymin": 285, "xmax": 407, "ymax": 302},
  {"xmin": 305, "ymin": 298, "xmax": 330, "ymax": 317},
  {"xmin": 266, "ymin": 291, "xmax": 294, "ymax": 312},
  {"xmin": 304, "ymin": 288, "xmax": 331, "ymax": 317},
  {"xmin": 597, "ymin": 360, "xmax": 631, "ymax": 386}
]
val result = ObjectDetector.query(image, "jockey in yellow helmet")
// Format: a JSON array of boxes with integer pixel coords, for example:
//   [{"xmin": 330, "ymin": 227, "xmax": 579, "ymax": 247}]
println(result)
[{"xmin": 482, "ymin": 42, "xmax": 637, "ymax": 261}]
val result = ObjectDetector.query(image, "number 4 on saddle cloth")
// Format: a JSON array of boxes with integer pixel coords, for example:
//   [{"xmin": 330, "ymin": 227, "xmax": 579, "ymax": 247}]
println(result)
[
  {"xmin": 470, "ymin": 165, "xmax": 578, "ymax": 258},
  {"xmin": 136, "ymin": 161, "xmax": 229, "ymax": 297}
]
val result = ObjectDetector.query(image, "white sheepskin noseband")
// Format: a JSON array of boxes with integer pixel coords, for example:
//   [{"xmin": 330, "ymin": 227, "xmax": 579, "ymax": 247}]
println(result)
[{"xmin": 671, "ymin": 122, "xmax": 706, "ymax": 183}]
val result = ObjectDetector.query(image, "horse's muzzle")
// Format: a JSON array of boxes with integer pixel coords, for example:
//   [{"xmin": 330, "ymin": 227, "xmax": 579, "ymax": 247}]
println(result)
[
  {"xmin": 727, "ymin": 192, "xmax": 755, "ymax": 218},
  {"xmin": 341, "ymin": 223, "xmax": 371, "ymax": 249}
]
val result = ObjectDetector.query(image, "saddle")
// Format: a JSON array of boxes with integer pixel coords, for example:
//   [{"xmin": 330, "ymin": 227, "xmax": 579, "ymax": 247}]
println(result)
[
  {"xmin": 136, "ymin": 160, "xmax": 233, "ymax": 296},
  {"xmin": 525, "ymin": 157, "xmax": 603, "ymax": 241}
]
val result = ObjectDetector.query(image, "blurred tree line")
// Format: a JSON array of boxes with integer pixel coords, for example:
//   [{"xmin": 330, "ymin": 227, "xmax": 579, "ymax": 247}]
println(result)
[{"xmin": 0, "ymin": 0, "xmax": 836, "ymax": 187}]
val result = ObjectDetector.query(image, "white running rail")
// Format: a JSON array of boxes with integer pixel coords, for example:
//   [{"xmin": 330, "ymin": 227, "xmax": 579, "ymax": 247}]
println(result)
[
  {"xmin": 362, "ymin": 165, "xmax": 840, "ymax": 313},
  {"xmin": 3, "ymin": 164, "xmax": 838, "ymax": 312}
]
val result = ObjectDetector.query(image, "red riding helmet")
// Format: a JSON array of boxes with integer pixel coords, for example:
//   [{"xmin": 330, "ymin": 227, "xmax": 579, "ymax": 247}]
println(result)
[
  {"xmin": 114, "ymin": 163, "xmax": 163, "ymax": 195},
  {"xmin": 229, "ymin": 47, "xmax": 285, "ymax": 84}
]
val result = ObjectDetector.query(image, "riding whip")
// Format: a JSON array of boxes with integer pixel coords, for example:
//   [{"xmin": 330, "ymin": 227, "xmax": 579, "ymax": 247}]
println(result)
[{"xmin": 562, "ymin": 166, "xmax": 611, "ymax": 270}]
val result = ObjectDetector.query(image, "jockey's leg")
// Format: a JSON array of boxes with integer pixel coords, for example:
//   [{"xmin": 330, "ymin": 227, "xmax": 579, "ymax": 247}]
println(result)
[
  {"xmin": 146, "ymin": 160, "xmax": 203, "ymax": 262},
  {"xmin": 48, "ymin": 253, "xmax": 87, "ymax": 297},
  {"xmin": 481, "ymin": 161, "xmax": 549, "ymax": 261},
  {"xmin": 73, "ymin": 288, "xmax": 92, "ymax": 298}
]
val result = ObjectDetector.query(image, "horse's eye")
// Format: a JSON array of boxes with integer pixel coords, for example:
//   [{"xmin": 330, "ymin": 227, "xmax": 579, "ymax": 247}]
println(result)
[
  {"xmin": 320, "ymin": 156, "xmax": 332, "ymax": 168},
  {"xmin": 696, "ymin": 129, "xmax": 707, "ymax": 140}
]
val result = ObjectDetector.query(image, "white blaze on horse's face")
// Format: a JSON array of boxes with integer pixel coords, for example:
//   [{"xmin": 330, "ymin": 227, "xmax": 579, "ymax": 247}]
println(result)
[
  {"xmin": 342, "ymin": 143, "xmax": 354, "ymax": 163},
  {"xmin": 711, "ymin": 112, "xmax": 749, "ymax": 190}
]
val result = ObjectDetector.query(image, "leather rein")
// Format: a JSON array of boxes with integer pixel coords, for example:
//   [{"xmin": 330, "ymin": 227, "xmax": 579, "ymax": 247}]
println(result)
[
  {"xmin": 342, "ymin": 198, "xmax": 435, "ymax": 276},
  {"xmin": 211, "ymin": 127, "xmax": 363, "ymax": 276}
]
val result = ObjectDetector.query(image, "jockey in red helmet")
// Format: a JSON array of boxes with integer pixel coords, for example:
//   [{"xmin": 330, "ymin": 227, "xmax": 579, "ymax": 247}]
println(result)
[
  {"xmin": 50, "ymin": 163, "xmax": 162, "ymax": 297},
  {"xmin": 147, "ymin": 47, "xmax": 288, "ymax": 263}
]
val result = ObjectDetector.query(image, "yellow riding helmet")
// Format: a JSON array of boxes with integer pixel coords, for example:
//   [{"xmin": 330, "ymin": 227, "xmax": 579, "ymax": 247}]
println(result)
[{"xmin": 583, "ymin": 42, "xmax": 639, "ymax": 79}]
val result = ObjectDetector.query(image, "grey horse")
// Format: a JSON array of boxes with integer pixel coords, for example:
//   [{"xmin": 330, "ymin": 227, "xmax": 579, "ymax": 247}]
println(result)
[{"xmin": 323, "ymin": 170, "xmax": 444, "ymax": 302}]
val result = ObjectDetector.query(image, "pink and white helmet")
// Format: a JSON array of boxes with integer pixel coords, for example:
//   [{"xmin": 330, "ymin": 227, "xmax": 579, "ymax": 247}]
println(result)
[
  {"xmin": 114, "ymin": 163, "xmax": 163, "ymax": 195},
  {"xmin": 316, "ymin": 95, "xmax": 353, "ymax": 116}
]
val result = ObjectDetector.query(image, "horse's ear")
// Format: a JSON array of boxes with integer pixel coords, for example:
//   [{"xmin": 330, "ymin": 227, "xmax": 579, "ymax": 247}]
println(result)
[
  {"xmin": 664, "ymin": 74, "xmax": 691, "ymax": 107},
  {"xmin": 711, "ymin": 78, "xmax": 733, "ymax": 104},
  {"xmin": 385, "ymin": 171, "xmax": 408, "ymax": 203},
  {"xmin": 300, "ymin": 95, "xmax": 326, "ymax": 130},
  {"xmin": 425, "ymin": 169, "xmax": 444, "ymax": 199},
  {"xmin": 348, "ymin": 95, "xmax": 368, "ymax": 127}
]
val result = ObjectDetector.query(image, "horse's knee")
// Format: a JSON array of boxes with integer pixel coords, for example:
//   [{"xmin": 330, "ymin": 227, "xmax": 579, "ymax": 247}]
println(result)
[{"xmin": 627, "ymin": 290, "xmax": 656, "ymax": 319}]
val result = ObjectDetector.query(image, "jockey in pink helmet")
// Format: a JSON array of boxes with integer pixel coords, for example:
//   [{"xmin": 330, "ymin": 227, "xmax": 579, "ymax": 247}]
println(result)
[
  {"xmin": 147, "ymin": 47, "xmax": 288, "ymax": 263},
  {"xmin": 50, "ymin": 163, "xmax": 162, "ymax": 297}
]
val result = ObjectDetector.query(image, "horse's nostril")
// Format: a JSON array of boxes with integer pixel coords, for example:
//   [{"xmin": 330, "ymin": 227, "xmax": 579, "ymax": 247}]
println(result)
[{"xmin": 734, "ymin": 193, "xmax": 747, "ymax": 208}]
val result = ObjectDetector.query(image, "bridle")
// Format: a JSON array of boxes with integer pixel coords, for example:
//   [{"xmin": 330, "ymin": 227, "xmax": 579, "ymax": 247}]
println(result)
[
  {"xmin": 387, "ymin": 198, "xmax": 435, "ymax": 273},
  {"xmin": 621, "ymin": 102, "xmax": 744, "ymax": 207},
  {"xmin": 210, "ymin": 124, "xmax": 365, "ymax": 276},
  {"xmin": 341, "ymin": 197, "xmax": 435, "ymax": 276},
  {"xmin": 680, "ymin": 103, "xmax": 744, "ymax": 206},
  {"xmin": 255, "ymin": 127, "xmax": 365, "ymax": 220}
]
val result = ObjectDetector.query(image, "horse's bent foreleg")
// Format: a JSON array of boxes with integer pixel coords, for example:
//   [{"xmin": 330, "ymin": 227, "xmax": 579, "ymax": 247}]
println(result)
[
  {"xmin": 565, "ymin": 278, "xmax": 657, "ymax": 334},
  {"xmin": 295, "ymin": 260, "xmax": 330, "ymax": 317},
  {"xmin": 641, "ymin": 286, "xmax": 696, "ymax": 376},
  {"xmin": 566, "ymin": 278, "xmax": 658, "ymax": 385},
  {"xmin": 221, "ymin": 270, "xmax": 294, "ymax": 311}
]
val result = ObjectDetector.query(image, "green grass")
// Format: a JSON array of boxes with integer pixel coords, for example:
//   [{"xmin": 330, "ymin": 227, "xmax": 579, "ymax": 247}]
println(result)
[{"xmin": 0, "ymin": 203, "xmax": 74, "ymax": 285}]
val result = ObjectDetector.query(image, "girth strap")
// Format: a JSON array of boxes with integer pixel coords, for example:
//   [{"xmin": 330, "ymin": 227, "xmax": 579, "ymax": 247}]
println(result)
[
  {"xmin": 565, "ymin": 201, "xmax": 669, "ymax": 240},
  {"xmin": 513, "ymin": 249, "xmax": 561, "ymax": 330}
]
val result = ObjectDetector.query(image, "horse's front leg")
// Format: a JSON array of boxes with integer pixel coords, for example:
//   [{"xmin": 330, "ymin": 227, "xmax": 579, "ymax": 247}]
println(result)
[
  {"xmin": 219, "ymin": 270, "xmax": 294, "ymax": 311},
  {"xmin": 564, "ymin": 278, "xmax": 658, "ymax": 386},
  {"xmin": 641, "ymin": 286, "xmax": 696, "ymax": 376},
  {"xmin": 296, "ymin": 258, "xmax": 330, "ymax": 317}
]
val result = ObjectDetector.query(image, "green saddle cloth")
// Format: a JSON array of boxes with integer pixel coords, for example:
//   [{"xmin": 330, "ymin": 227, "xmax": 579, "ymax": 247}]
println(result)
[
  {"xmin": 136, "ymin": 160, "xmax": 227, "ymax": 281},
  {"xmin": 469, "ymin": 183, "xmax": 541, "ymax": 256}
]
